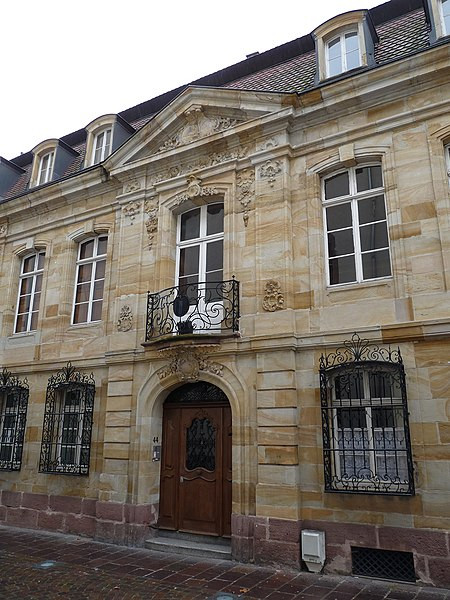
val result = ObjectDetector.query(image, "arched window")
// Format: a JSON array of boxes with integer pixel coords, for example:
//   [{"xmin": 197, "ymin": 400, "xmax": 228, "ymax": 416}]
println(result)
[
  {"xmin": 319, "ymin": 334, "xmax": 414, "ymax": 495},
  {"xmin": 326, "ymin": 31, "xmax": 361, "ymax": 77}
]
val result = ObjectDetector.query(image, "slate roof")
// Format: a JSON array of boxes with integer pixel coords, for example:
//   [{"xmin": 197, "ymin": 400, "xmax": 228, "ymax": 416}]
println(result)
[{"xmin": 0, "ymin": 0, "xmax": 434, "ymax": 202}]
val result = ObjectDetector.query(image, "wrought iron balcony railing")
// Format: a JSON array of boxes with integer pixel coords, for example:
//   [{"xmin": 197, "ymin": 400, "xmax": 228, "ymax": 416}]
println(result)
[{"xmin": 145, "ymin": 279, "xmax": 239, "ymax": 341}]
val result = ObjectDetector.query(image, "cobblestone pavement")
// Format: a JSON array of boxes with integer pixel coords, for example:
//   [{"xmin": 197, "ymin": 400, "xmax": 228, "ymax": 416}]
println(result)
[{"xmin": 0, "ymin": 526, "xmax": 448, "ymax": 600}]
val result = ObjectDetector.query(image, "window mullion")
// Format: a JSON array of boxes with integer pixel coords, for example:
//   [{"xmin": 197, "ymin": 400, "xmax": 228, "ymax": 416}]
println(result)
[{"xmin": 352, "ymin": 197, "xmax": 363, "ymax": 282}]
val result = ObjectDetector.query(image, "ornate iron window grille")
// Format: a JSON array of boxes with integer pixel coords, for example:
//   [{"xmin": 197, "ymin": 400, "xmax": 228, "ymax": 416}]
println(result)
[
  {"xmin": 39, "ymin": 363, "xmax": 95, "ymax": 476},
  {"xmin": 0, "ymin": 368, "xmax": 29, "ymax": 471},
  {"xmin": 145, "ymin": 278, "xmax": 239, "ymax": 341},
  {"xmin": 319, "ymin": 334, "xmax": 414, "ymax": 495}
]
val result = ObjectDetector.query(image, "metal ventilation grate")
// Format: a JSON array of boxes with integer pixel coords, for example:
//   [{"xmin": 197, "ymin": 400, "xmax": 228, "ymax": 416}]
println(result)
[{"xmin": 351, "ymin": 546, "xmax": 416, "ymax": 582}]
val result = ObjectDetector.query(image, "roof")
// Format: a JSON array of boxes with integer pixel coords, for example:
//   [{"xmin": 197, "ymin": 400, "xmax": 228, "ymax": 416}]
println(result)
[{"xmin": 0, "ymin": 0, "xmax": 432, "ymax": 201}]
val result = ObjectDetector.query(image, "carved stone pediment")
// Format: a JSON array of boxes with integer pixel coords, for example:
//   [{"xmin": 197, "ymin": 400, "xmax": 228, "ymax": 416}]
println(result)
[
  {"xmin": 156, "ymin": 105, "xmax": 242, "ymax": 155},
  {"xmin": 157, "ymin": 345, "xmax": 223, "ymax": 382}
]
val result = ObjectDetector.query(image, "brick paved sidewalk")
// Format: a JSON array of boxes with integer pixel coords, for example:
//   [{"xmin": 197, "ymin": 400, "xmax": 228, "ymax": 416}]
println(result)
[{"xmin": 0, "ymin": 525, "xmax": 448, "ymax": 600}]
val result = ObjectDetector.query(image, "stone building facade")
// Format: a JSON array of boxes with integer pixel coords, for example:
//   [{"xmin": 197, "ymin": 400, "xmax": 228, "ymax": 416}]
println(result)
[{"xmin": 0, "ymin": 0, "xmax": 449, "ymax": 588}]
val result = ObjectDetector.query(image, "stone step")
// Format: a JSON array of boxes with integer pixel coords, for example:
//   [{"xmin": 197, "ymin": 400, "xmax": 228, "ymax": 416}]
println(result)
[{"xmin": 144, "ymin": 530, "xmax": 232, "ymax": 560}]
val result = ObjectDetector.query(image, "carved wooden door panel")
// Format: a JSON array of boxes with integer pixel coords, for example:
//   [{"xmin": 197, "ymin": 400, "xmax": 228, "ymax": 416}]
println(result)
[
  {"xmin": 178, "ymin": 406, "xmax": 222, "ymax": 535},
  {"xmin": 159, "ymin": 390, "xmax": 231, "ymax": 537}
]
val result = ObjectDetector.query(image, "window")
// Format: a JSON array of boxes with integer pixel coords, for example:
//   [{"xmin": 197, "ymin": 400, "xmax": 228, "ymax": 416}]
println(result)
[
  {"xmin": 177, "ymin": 203, "xmax": 224, "ymax": 296},
  {"xmin": 175, "ymin": 203, "xmax": 224, "ymax": 332},
  {"xmin": 37, "ymin": 151, "xmax": 54, "ymax": 185},
  {"xmin": 72, "ymin": 236, "xmax": 107, "ymax": 324},
  {"xmin": 440, "ymin": 0, "xmax": 450, "ymax": 35},
  {"xmin": 326, "ymin": 31, "xmax": 360, "ymax": 77},
  {"xmin": 92, "ymin": 128, "xmax": 112, "ymax": 164},
  {"xmin": 15, "ymin": 251, "xmax": 45, "ymax": 333},
  {"xmin": 0, "ymin": 368, "xmax": 29, "ymax": 471},
  {"xmin": 39, "ymin": 363, "xmax": 95, "ymax": 475},
  {"xmin": 320, "ymin": 334, "xmax": 414, "ymax": 495},
  {"xmin": 323, "ymin": 164, "xmax": 391, "ymax": 285}
]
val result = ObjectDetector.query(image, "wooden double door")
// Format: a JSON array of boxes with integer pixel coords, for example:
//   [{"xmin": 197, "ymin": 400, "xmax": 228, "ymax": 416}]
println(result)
[{"xmin": 158, "ymin": 382, "xmax": 232, "ymax": 537}]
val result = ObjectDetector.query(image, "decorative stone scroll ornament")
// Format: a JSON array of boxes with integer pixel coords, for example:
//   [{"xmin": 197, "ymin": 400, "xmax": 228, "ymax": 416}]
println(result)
[
  {"xmin": 157, "ymin": 345, "xmax": 223, "ymax": 382},
  {"xmin": 144, "ymin": 200, "xmax": 158, "ymax": 249},
  {"xmin": 157, "ymin": 106, "xmax": 240, "ymax": 153},
  {"xmin": 236, "ymin": 168, "xmax": 255, "ymax": 227},
  {"xmin": 0, "ymin": 223, "xmax": 7, "ymax": 237},
  {"xmin": 259, "ymin": 159, "xmax": 282, "ymax": 187},
  {"xmin": 123, "ymin": 201, "xmax": 141, "ymax": 222},
  {"xmin": 117, "ymin": 305, "xmax": 133, "ymax": 332},
  {"xmin": 174, "ymin": 175, "xmax": 219, "ymax": 207},
  {"xmin": 262, "ymin": 280, "xmax": 284, "ymax": 312},
  {"xmin": 123, "ymin": 180, "xmax": 141, "ymax": 194}
]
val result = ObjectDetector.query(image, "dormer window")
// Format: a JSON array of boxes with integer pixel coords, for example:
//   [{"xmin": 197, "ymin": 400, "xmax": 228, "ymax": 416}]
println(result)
[
  {"xmin": 313, "ymin": 10, "xmax": 377, "ymax": 83},
  {"xmin": 92, "ymin": 128, "xmax": 112, "ymax": 164},
  {"xmin": 30, "ymin": 139, "xmax": 78, "ymax": 188},
  {"xmin": 37, "ymin": 151, "xmax": 54, "ymax": 185},
  {"xmin": 327, "ymin": 31, "xmax": 360, "ymax": 77},
  {"xmin": 441, "ymin": 0, "xmax": 450, "ymax": 34},
  {"xmin": 84, "ymin": 114, "xmax": 134, "ymax": 168}
]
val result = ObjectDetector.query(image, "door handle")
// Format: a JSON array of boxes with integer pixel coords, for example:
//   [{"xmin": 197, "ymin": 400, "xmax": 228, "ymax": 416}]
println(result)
[{"xmin": 180, "ymin": 476, "xmax": 184, "ymax": 483}]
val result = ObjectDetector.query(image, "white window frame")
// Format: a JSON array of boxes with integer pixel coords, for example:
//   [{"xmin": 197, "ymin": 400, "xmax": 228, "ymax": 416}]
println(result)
[
  {"xmin": 325, "ymin": 30, "xmax": 361, "ymax": 77},
  {"xmin": 440, "ymin": 0, "xmax": 450, "ymax": 35},
  {"xmin": 14, "ymin": 251, "xmax": 45, "ymax": 334},
  {"xmin": 176, "ymin": 203, "xmax": 224, "ymax": 286},
  {"xmin": 174, "ymin": 202, "xmax": 224, "ymax": 332},
  {"xmin": 72, "ymin": 236, "xmax": 107, "ymax": 325},
  {"xmin": 92, "ymin": 128, "xmax": 112, "ymax": 164},
  {"xmin": 322, "ymin": 164, "xmax": 392, "ymax": 286},
  {"xmin": 37, "ymin": 151, "xmax": 54, "ymax": 185}
]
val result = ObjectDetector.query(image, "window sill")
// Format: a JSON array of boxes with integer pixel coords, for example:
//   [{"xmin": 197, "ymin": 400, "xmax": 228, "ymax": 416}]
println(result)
[
  {"xmin": 326, "ymin": 277, "xmax": 392, "ymax": 294},
  {"xmin": 68, "ymin": 321, "xmax": 102, "ymax": 330}
]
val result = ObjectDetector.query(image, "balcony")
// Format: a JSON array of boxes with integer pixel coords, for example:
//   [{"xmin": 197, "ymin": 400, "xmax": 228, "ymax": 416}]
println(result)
[{"xmin": 145, "ymin": 279, "xmax": 240, "ymax": 342}]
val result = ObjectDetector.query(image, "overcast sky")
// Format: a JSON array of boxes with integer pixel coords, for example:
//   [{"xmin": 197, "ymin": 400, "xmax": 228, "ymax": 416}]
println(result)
[{"xmin": 1, "ymin": 0, "xmax": 382, "ymax": 160}]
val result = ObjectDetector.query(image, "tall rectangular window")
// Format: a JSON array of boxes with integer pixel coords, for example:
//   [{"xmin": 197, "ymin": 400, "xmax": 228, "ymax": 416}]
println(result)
[
  {"xmin": 323, "ymin": 165, "xmax": 391, "ymax": 285},
  {"xmin": 320, "ymin": 335, "xmax": 414, "ymax": 495},
  {"xmin": 15, "ymin": 251, "xmax": 45, "ymax": 333},
  {"xmin": 92, "ymin": 129, "xmax": 112, "ymax": 164},
  {"xmin": 0, "ymin": 370, "xmax": 29, "ymax": 471},
  {"xmin": 39, "ymin": 364, "xmax": 95, "ymax": 475},
  {"xmin": 72, "ymin": 236, "xmax": 107, "ymax": 324},
  {"xmin": 37, "ymin": 151, "xmax": 54, "ymax": 185}
]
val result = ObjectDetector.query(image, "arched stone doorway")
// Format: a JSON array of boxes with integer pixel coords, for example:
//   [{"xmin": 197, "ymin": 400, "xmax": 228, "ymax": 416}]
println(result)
[{"xmin": 158, "ymin": 381, "xmax": 232, "ymax": 537}]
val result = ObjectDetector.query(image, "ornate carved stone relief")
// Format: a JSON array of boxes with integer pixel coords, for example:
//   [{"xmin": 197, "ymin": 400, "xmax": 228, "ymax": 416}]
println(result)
[
  {"xmin": 117, "ymin": 305, "xmax": 133, "ymax": 331},
  {"xmin": 0, "ymin": 223, "xmax": 7, "ymax": 237},
  {"xmin": 236, "ymin": 168, "xmax": 255, "ymax": 227},
  {"xmin": 123, "ymin": 180, "xmax": 141, "ymax": 194},
  {"xmin": 174, "ymin": 175, "xmax": 220, "ymax": 207},
  {"xmin": 259, "ymin": 159, "xmax": 282, "ymax": 187},
  {"xmin": 123, "ymin": 201, "xmax": 141, "ymax": 222},
  {"xmin": 149, "ymin": 145, "xmax": 251, "ymax": 187},
  {"xmin": 157, "ymin": 105, "xmax": 240, "ymax": 154},
  {"xmin": 262, "ymin": 280, "xmax": 284, "ymax": 312},
  {"xmin": 144, "ymin": 200, "xmax": 159, "ymax": 249},
  {"xmin": 257, "ymin": 137, "xmax": 279, "ymax": 152},
  {"xmin": 157, "ymin": 345, "xmax": 223, "ymax": 382}
]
